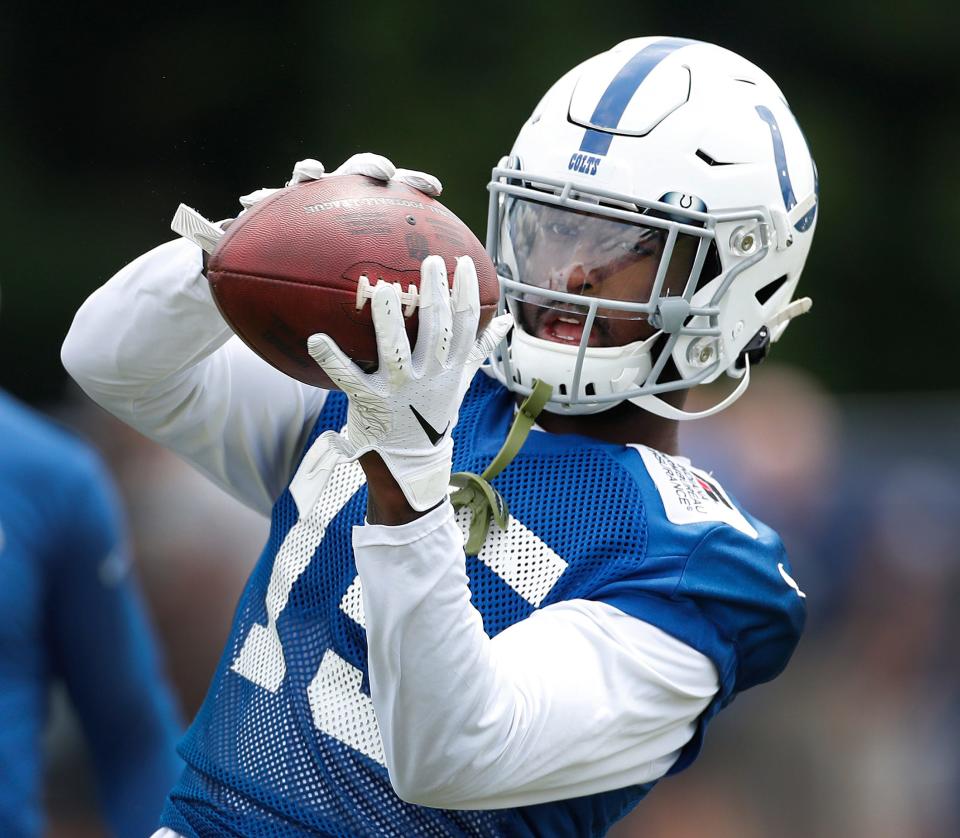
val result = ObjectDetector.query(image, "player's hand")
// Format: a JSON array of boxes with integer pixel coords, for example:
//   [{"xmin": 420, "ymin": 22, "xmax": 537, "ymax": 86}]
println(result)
[
  {"xmin": 238, "ymin": 153, "xmax": 441, "ymax": 210},
  {"xmin": 306, "ymin": 255, "xmax": 512, "ymax": 512},
  {"xmin": 180, "ymin": 153, "xmax": 441, "ymax": 269}
]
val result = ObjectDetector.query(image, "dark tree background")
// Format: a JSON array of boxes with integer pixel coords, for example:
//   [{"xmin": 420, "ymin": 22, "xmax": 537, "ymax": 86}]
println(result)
[{"xmin": 1, "ymin": 1, "xmax": 957, "ymax": 404}]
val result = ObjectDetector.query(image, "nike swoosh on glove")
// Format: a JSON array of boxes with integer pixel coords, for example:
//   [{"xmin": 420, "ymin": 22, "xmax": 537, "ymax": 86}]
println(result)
[{"xmin": 307, "ymin": 255, "xmax": 513, "ymax": 512}]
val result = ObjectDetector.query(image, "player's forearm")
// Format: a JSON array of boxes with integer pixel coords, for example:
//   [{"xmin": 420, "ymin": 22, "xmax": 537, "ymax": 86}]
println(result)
[
  {"xmin": 354, "ymin": 503, "xmax": 505, "ymax": 805},
  {"xmin": 62, "ymin": 238, "xmax": 233, "ymax": 403},
  {"xmin": 353, "ymin": 505, "xmax": 718, "ymax": 809},
  {"xmin": 61, "ymin": 237, "xmax": 325, "ymax": 514}
]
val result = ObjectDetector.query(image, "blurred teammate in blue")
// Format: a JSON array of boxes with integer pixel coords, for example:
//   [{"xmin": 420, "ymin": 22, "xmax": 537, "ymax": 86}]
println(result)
[
  {"xmin": 0, "ymin": 386, "xmax": 183, "ymax": 836},
  {"xmin": 63, "ymin": 37, "xmax": 815, "ymax": 837}
]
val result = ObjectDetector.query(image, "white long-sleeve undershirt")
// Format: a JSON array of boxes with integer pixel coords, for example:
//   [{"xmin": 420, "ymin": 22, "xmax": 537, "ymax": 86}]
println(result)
[
  {"xmin": 355, "ymin": 501, "xmax": 717, "ymax": 809},
  {"xmin": 61, "ymin": 238, "xmax": 326, "ymax": 516},
  {"xmin": 64, "ymin": 238, "xmax": 719, "ymax": 812}
]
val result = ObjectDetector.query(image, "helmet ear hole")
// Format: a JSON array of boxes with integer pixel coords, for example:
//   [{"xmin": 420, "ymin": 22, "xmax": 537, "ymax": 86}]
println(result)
[{"xmin": 755, "ymin": 274, "xmax": 788, "ymax": 305}]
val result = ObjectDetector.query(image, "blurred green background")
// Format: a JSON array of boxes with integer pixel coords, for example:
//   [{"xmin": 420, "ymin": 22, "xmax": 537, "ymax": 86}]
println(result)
[
  {"xmin": 1, "ymin": 0, "xmax": 958, "ymax": 403},
  {"xmin": 3, "ymin": 3, "xmax": 959, "ymax": 837}
]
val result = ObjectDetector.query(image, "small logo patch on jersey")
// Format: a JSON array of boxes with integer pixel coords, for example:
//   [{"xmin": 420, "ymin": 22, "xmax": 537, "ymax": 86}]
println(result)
[{"xmin": 635, "ymin": 446, "xmax": 759, "ymax": 539}]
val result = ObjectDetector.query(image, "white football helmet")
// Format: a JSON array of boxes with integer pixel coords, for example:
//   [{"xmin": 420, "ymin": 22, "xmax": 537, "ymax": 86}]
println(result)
[{"xmin": 486, "ymin": 36, "xmax": 817, "ymax": 419}]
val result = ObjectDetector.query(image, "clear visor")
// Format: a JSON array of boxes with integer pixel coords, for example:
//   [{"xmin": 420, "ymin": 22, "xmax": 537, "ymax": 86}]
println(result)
[{"xmin": 498, "ymin": 197, "xmax": 701, "ymax": 347}]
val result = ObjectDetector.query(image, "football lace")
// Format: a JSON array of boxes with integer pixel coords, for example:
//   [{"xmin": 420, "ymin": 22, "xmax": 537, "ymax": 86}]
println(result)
[{"xmin": 355, "ymin": 274, "xmax": 420, "ymax": 317}]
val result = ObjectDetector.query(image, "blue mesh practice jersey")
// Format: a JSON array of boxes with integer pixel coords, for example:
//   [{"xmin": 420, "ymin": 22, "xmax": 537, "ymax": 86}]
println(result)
[
  {"xmin": 0, "ymin": 390, "xmax": 182, "ymax": 837},
  {"xmin": 161, "ymin": 373, "xmax": 805, "ymax": 837}
]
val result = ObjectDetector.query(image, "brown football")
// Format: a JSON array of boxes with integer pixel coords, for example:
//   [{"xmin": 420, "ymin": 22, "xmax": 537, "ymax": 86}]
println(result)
[{"xmin": 206, "ymin": 174, "xmax": 499, "ymax": 390}]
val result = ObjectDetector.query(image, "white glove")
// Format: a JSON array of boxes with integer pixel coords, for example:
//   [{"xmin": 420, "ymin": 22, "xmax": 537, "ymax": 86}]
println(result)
[
  {"xmin": 238, "ymin": 152, "xmax": 442, "ymax": 209},
  {"xmin": 173, "ymin": 153, "xmax": 440, "ymax": 255},
  {"xmin": 306, "ymin": 255, "xmax": 513, "ymax": 512}
]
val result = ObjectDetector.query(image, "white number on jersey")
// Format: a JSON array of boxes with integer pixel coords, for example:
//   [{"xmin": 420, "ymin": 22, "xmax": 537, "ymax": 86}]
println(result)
[{"xmin": 231, "ymin": 434, "xmax": 568, "ymax": 767}]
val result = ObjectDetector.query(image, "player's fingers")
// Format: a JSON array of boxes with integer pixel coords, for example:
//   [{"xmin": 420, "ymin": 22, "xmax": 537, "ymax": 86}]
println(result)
[
  {"xmin": 449, "ymin": 256, "xmax": 481, "ymax": 361},
  {"xmin": 394, "ymin": 168, "xmax": 442, "ymax": 197},
  {"xmin": 370, "ymin": 280, "xmax": 413, "ymax": 378},
  {"xmin": 467, "ymin": 313, "xmax": 514, "ymax": 370},
  {"xmin": 451, "ymin": 256, "xmax": 480, "ymax": 316},
  {"xmin": 238, "ymin": 187, "xmax": 281, "ymax": 209},
  {"xmin": 415, "ymin": 255, "xmax": 453, "ymax": 370},
  {"xmin": 307, "ymin": 333, "xmax": 369, "ymax": 394},
  {"xmin": 331, "ymin": 152, "xmax": 396, "ymax": 182},
  {"xmin": 287, "ymin": 158, "xmax": 326, "ymax": 186}
]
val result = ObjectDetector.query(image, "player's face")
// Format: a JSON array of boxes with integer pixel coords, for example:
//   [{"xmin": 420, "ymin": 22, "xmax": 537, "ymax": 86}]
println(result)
[{"xmin": 502, "ymin": 200, "xmax": 698, "ymax": 348}]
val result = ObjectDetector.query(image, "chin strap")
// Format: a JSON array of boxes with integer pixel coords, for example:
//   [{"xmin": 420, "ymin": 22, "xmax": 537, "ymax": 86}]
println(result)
[
  {"xmin": 450, "ymin": 379, "xmax": 553, "ymax": 553},
  {"xmin": 768, "ymin": 296, "xmax": 812, "ymax": 342},
  {"xmin": 630, "ymin": 359, "xmax": 752, "ymax": 421}
]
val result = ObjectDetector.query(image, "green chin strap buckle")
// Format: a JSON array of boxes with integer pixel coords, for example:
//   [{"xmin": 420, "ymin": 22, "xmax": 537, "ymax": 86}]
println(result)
[{"xmin": 450, "ymin": 379, "xmax": 553, "ymax": 554}]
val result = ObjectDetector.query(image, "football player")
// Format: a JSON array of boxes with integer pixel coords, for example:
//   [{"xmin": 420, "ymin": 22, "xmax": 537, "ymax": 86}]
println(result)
[
  {"xmin": 0, "ymin": 386, "xmax": 183, "ymax": 836},
  {"xmin": 62, "ymin": 36, "xmax": 814, "ymax": 837}
]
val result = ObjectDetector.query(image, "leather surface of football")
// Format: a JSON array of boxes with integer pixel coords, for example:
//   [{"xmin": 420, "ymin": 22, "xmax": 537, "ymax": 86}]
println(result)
[{"xmin": 207, "ymin": 174, "xmax": 498, "ymax": 389}]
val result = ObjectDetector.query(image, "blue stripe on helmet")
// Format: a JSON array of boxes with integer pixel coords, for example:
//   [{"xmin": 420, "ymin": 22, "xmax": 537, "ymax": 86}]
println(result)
[
  {"xmin": 756, "ymin": 104, "xmax": 818, "ymax": 231},
  {"xmin": 578, "ymin": 37, "xmax": 699, "ymax": 156},
  {"xmin": 579, "ymin": 129, "xmax": 616, "ymax": 156},
  {"xmin": 755, "ymin": 105, "xmax": 797, "ymax": 212}
]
